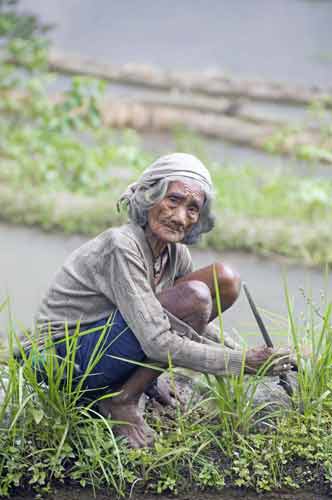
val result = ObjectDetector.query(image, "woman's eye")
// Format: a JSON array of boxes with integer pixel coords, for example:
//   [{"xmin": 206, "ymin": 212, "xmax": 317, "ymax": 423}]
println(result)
[
  {"xmin": 188, "ymin": 207, "xmax": 199, "ymax": 217},
  {"xmin": 168, "ymin": 197, "xmax": 178, "ymax": 204}
]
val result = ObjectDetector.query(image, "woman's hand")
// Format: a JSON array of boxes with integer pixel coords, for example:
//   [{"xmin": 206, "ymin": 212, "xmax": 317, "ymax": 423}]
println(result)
[
  {"xmin": 245, "ymin": 346, "xmax": 292, "ymax": 375},
  {"xmin": 145, "ymin": 376, "xmax": 185, "ymax": 408}
]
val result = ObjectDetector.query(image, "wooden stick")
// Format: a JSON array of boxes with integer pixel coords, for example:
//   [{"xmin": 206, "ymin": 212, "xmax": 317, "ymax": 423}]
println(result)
[
  {"xmin": 242, "ymin": 283, "xmax": 293, "ymax": 398},
  {"xmin": 47, "ymin": 50, "xmax": 332, "ymax": 107}
]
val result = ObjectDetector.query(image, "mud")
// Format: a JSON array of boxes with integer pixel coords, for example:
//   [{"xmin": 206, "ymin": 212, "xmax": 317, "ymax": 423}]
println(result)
[
  {"xmin": 8, "ymin": 485, "xmax": 331, "ymax": 500},
  {"xmin": 2, "ymin": 372, "xmax": 329, "ymax": 500}
]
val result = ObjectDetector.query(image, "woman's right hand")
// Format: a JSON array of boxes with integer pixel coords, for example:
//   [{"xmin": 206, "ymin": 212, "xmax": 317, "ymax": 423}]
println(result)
[{"xmin": 245, "ymin": 345, "xmax": 292, "ymax": 375}]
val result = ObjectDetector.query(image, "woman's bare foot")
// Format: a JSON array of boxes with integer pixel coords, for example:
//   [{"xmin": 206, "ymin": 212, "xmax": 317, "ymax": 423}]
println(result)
[{"xmin": 98, "ymin": 398, "xmax": 155, "ymax": 449}]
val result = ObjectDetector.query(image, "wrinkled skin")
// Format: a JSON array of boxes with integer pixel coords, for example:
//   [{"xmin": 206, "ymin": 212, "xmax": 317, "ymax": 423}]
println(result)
[
  {"xmin": 245, "ymin": 346, "xmax": 292, "ymax": 375},
  {"xmin": 145, "ymin": 179, "xmax": 204, "ymax": 253}
]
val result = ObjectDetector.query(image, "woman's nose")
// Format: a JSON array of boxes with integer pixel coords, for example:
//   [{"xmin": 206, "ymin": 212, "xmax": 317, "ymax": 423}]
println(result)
[{"xmin": 172, "ymin": 206, "xmax": 187, "ymax": 225}]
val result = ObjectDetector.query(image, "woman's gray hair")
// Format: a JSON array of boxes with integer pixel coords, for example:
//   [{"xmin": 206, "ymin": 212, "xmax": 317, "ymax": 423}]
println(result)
[{"xmin": 125, "ymin": 175, "xmax": 215, "ymax": 245}]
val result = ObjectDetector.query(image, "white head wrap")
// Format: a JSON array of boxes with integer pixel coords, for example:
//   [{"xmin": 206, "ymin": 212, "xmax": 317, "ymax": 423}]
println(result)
[{"xmin": 117, "ymin": 153, "xmax": 212, "ymax": 210}]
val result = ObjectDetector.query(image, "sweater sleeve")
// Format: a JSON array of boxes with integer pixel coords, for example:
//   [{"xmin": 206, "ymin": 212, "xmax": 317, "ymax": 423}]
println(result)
[
  {"xmin": 106, "ymin": 245, "xmax": 243, "ymax": 376},
  {"xmin": 204, "ymin": 322, "xmax": 241, "ymax": 350},
  {"xmin": 175, "ymin": 244, "xmax": 194, "ymax": 280}
]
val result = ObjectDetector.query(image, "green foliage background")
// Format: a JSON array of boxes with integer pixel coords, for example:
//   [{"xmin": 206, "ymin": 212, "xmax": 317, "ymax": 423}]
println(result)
[
  {"xmin": 0, "ymin": 1, "xmax": 332, "ymax": 265},
  {"xmin": 0, "ymin": 3, "xmax": 332, "ymax": 498}
]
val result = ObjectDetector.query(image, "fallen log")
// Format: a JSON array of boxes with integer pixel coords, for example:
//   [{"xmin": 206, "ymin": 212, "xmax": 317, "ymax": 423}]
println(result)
[
  {"xmin": 0, "ymin": 84, "xmax": 284, "ymax": 128},
  {"xmin": 101, "ymin": 97, "xmax": 332, "ymax": 164},
  {"xmin": 136, "ymin": 92, "xmax": 285, "ymax": 127},
  {"xmin": 48, "ymin": 49, "xmax": 332, "ymax": 107},
  {"xmin": 1, "ymin": 87, "xmax": 331, "ymax": 163}
]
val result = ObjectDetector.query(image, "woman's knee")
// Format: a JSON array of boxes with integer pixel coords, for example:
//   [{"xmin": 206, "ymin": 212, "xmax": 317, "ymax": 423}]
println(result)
[
  {"xmin": 182, "ymin": 280, "xmax": 213, "ymax": 317},
  {"xmin": 213, "ymin": 262, "xmax": 241, "ymax": 306}
]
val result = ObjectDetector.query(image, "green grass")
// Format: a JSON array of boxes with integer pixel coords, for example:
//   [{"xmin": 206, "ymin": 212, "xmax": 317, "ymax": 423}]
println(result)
[
  {"xmin": 1, "ymin": 158, "xmax": 332, "ymax": 265},
  {"xmin": 0, "ymin": 64, "xmax": 331, "ymax": 265},
  {"xmin": 0, "ymin": 289, "xmax": 332, "ymax": 496},
  {"xmin": 0, "ymin": 317, "xmax": 129, "ymax": 496},
  {"xmin": 0, "ymin": 5, "xmax": 332, "ymax": 266}
]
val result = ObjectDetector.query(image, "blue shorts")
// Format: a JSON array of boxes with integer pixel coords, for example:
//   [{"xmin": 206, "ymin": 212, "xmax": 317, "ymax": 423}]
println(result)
[{"xmin": 56, "ymin": 310, "xmax": 146, "ymax": 394}]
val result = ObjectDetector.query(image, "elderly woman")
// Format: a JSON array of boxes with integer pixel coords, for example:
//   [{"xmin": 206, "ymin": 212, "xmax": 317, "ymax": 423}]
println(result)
[{"xmin": 35, "ymin": 153, "xmax": 291, "ymax": 448}]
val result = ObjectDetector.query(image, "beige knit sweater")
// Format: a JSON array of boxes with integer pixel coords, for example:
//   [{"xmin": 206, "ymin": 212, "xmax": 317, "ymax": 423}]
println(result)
[{"xmin": 35, "ymin": 223, "xmax": 243, "ymax": 376}]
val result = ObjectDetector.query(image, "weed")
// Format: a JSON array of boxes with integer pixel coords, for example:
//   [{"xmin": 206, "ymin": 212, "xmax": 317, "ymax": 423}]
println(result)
[
  {"xmin": 0, "ymin": 5, "xmax": 331, "ymax": 265},
  {"xmin": 0, "ymin": 318, "xmax": 128, "ymax": 496},
  {"xmin": 0, "ymin": 284, "xmax": 332, "ymax": 495}
]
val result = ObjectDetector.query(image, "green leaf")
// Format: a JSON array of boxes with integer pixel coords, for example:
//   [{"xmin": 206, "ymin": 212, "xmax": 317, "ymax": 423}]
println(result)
[{"xmin": 32, "ymin": 408, "xmax": 44, "ymax": 425}]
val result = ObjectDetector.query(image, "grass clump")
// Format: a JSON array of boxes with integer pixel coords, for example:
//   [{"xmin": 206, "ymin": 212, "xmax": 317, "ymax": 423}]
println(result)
[
  {"xmin": 0, "ymin": 291, "xmax": 332, "ymax": 496},
  {"xmin": 198, "ymin": 289, "xmax": 332, "ymax": 493},
  {"xmin": 0, "ymin": 2, "xmax": 332, "ymax": 265},
  {"xmin": 263, "ymin": 99, "xmax": 332, "ymax": 164},
  {"xmin": 0, "ymin": 317, "xmax": 128, "ymax": 496},
  {"xmin": 1, "ymin": 75, "xmax": 332, "ymax": 264},
  {"xmin": 1, "ymin": 148, "xmax": 332, "ymax": 265}
]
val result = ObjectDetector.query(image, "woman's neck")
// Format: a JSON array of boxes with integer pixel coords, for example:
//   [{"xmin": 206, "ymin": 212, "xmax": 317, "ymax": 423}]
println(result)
[{"xmin": 145, "ymin": 226, "xmax": 167, "ymax": 258}]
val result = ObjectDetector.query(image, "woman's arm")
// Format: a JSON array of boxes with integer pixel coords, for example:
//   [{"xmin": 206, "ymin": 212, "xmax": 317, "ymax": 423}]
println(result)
[
  {"xmin": 105, "ymin": 245, "xmax": 244, "ymax": 376},
  {"xmin": 203, "ymin": 323, "xmax": 241, "ymax": 350}
]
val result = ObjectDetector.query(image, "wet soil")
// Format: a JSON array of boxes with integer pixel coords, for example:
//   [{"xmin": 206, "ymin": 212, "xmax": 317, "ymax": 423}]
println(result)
[{"xmin": 8, "ymin": 485, "xmax": 331, "ymax": 500}]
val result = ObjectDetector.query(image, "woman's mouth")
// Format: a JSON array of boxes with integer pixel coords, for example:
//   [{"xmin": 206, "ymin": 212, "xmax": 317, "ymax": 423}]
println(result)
[{"xmin": 165, "ymin": 225, "xmax": 184, "ymax": 234}]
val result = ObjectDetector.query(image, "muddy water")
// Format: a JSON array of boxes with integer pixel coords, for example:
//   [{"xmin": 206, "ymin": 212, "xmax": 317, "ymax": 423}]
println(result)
[
  {"xmin": 140, "ymin": 131, "xmax": 332, "ymax": 180},
  {"xmin": 0, "ymin": 223, "xmax": 330, "ymax": 347},
  {"xmin": 17, "ymin": 0, "xmax": 332, "ymax": 184},
  {"xmin": 19, "ymin": 0, "xmax": 332, "ymax": 86}
]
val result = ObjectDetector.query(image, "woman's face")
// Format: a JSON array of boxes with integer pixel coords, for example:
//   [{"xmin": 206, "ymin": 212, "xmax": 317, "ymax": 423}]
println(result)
[{"xmin": 147, "ymin": 179, "xmax": 205, "ymax": 244}]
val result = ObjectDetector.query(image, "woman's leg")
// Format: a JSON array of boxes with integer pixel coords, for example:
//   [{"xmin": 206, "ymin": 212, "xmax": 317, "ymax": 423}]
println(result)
[
  {"xmin": 146, "ymin": 263, "xmax": 241, "ymax": 405},
  {"xmin": 175, "ymin": 261, "xmax": 241, "ymax": 320},
  {"xmin": 100, "ymin": 262, "xmax": 240, "ymax": 448},
  {"xmin": 99, "ymin": 280, "xmax": 214, "ymax": 448}
]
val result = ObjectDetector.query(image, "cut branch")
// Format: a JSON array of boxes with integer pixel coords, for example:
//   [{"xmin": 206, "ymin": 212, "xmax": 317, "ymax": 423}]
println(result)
[
  {"xmin": 1, "ymin": 87, "xmax": 331, "ymax": 163},
  {"xmin": 48, "ymin": 50, "xmax": 332, "ymax": 107},
  {"xmin": 101, "ymin": 97, "xmax": 332, "ymax": 164}
]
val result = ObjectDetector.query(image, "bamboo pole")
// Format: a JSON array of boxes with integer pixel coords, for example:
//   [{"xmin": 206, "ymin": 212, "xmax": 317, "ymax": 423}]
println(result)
[
  {"xmin": 48, "ymin": 50, "xmax": 332, "ymax": 107},
  {"xmin": 1, "ymin": 87, "xmax": 331, "ymax": 163},
  {"xmin": 101, "ymin": 97, "xmax": 332, "ymax": 163}
]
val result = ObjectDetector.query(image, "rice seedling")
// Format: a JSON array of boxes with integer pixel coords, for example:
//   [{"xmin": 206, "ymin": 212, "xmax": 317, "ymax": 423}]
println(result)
[
  {"xmin": 0, "ymin": 312, "xmax": 128, "ymax": 496},
  {"xmin": 195, "ymin": 275, "xmax": 332, "ymax": 491},
  {"xmin": 284, "ymin": 278, "xmax": 332, "ymax": 418},
  {"xmin": 0, "ymin": 276, "xmax": 332, "ymax": 495},
  {"xmin": 203, "ymin": 270, "xmax": 284, "ymax": 443}
]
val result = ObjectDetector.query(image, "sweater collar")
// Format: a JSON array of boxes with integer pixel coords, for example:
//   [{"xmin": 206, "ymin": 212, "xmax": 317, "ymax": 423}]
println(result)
[{"xmin": 127, "ymin": 223, "xmax": 176, "ymax": 286}]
